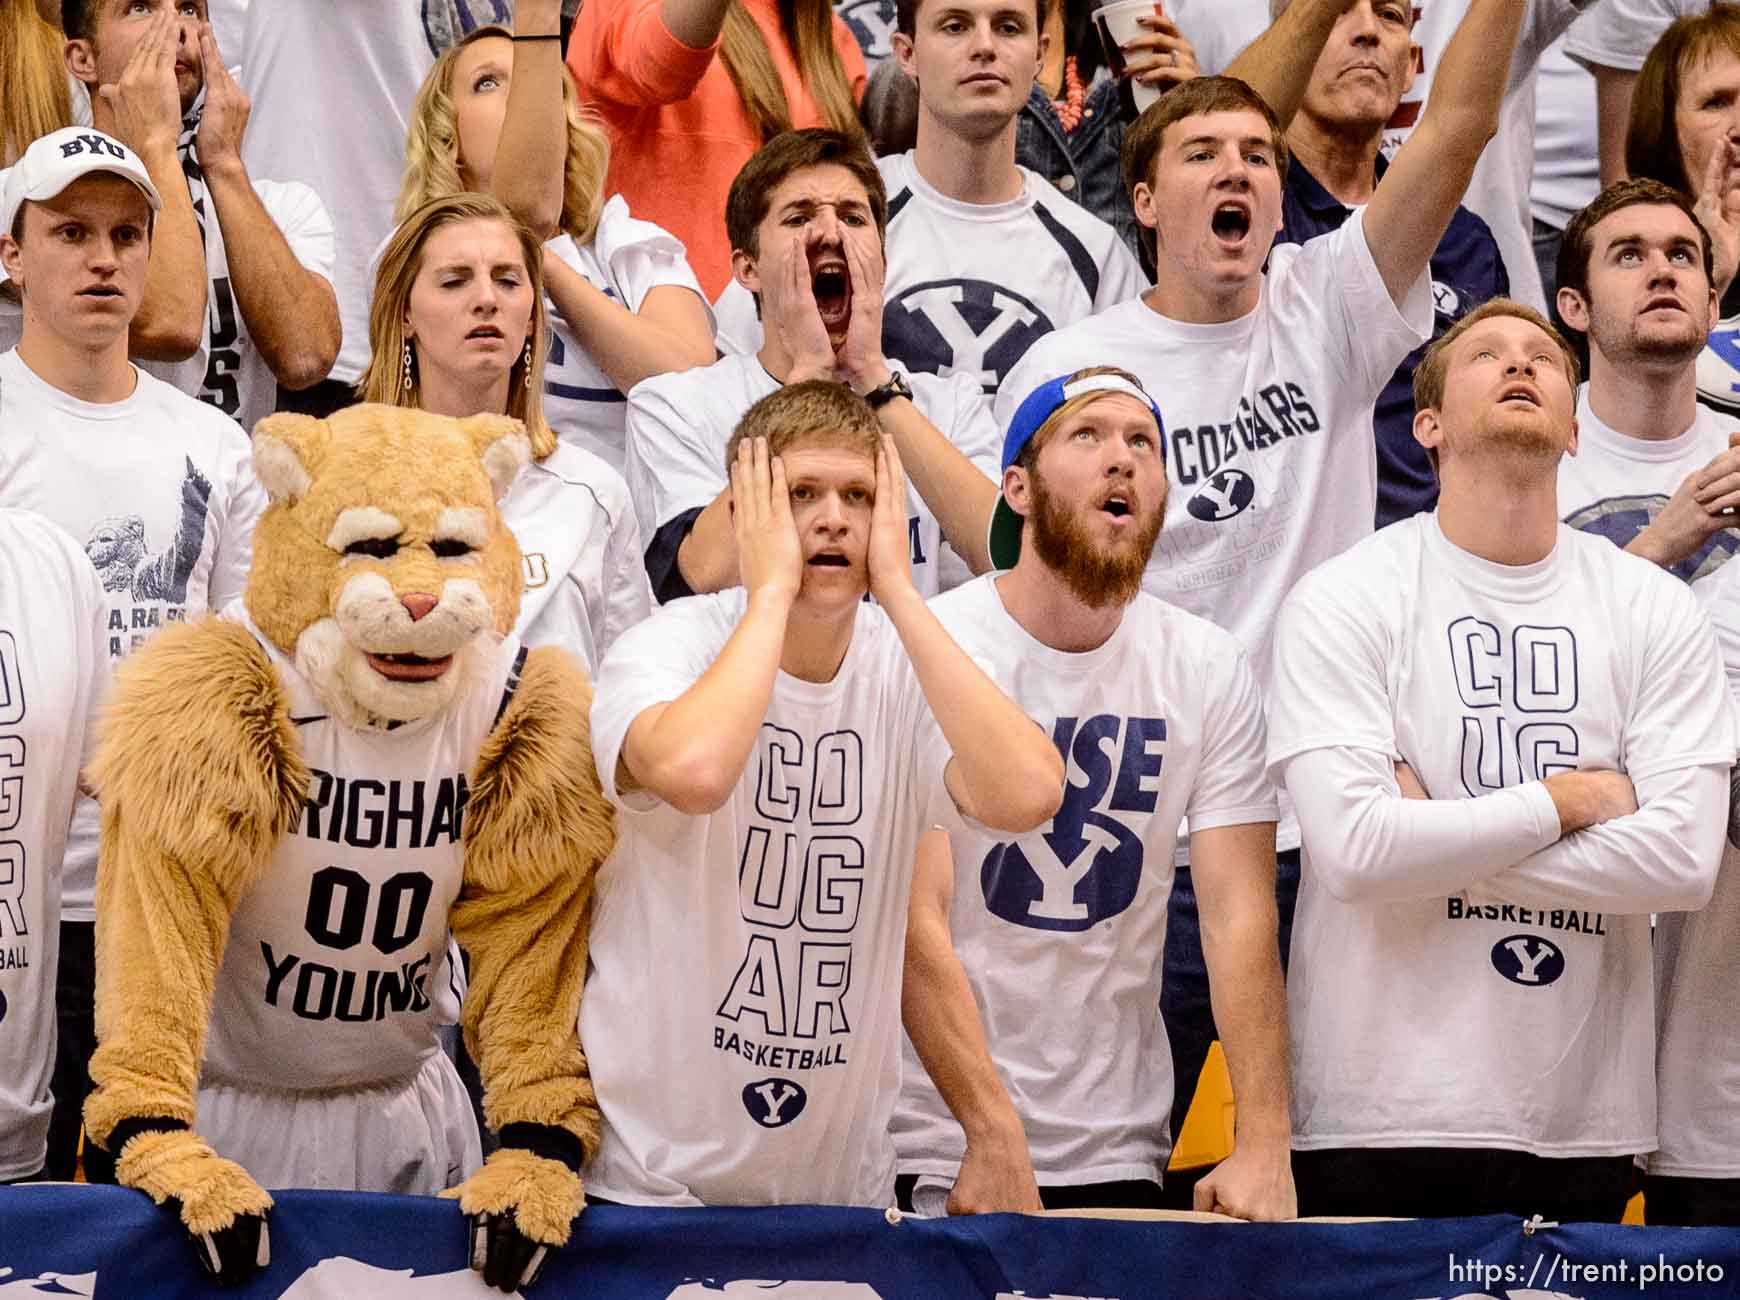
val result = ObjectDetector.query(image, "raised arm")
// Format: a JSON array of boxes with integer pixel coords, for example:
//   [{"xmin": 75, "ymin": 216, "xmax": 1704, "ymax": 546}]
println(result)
[
  {"xmin": 869, "ymin": 441, "xmax": 1064, "ymax": 832},
  {"xmin": 195, "ymin": 26, "xmax": 338, "ymax": 391},
  {"xmin": 1222, "ymin": 0, "xmax": 1357, "ymax": 131},
  {"xmin": 571, "ymin": 0, "xmax": 729, "ymax": 108},
  {"xmin": 1187, "ymin": 821, "xmax": 1294, "ymax": 1221},
  {"xmin": 1364, "ymin": 0, "xmax": 1527, "ymax": 305},
  {"xmin": 492, "ymin": 0, "xmax": 569, "ymax": 241},
  {"xmin": 901, "ymin": 829, "xmax": 1042, "ymax": 1214},
  {"xmin": 618, "ymin": 437, "xmax": 796, "ymax": 812}
]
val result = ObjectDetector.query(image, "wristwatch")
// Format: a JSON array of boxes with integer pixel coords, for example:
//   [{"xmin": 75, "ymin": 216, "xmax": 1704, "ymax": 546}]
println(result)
[{"xmin": 863, "ymin": 371, "xmax": 913, "ymax": 410}]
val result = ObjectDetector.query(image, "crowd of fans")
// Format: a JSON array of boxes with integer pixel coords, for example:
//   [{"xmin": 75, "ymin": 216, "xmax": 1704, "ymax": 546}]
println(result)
[{"xmin": 6, "ymin": 0, "xmax": 1740, "ymax": 1283}]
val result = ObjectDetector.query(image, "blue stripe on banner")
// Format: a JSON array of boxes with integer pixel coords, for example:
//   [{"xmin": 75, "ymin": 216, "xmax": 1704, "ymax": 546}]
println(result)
[{"xmin": 2, "ymin": 1185, "xmax": 1737, "ymax": 1298}]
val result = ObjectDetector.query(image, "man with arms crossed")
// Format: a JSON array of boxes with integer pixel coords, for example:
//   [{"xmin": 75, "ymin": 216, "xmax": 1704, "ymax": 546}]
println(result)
[
  {"xmin": 1269, "ymin": 300, "xmax": 1734, "ymax": 1219},
  {"xmin": 585, "ymin": 382, "xmax": 1064, "ymax": 1206},
  {"xmin": 1555, "ymin": 178, "xmax": 1740, "ymax": 581},
  {"xmin": 894, "ymin": 368, "xmax": 1291, "ymax": 1217},
  {"xmin": 0, "ymin": 127, "xmax": 264, "ymax": 1182}
]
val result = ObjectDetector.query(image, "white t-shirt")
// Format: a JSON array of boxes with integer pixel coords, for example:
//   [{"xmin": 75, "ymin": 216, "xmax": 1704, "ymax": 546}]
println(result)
[
  {"xmin": 623, "ymin": 353, "xmax": 1001, "ymax": 596},
  {"xmin": 1563, "ymin": 0, "xmax": 1698, "ymax": 72},
  {"xmin": 202, "ymin": 606, "xmax": 521, "ymax": 1092},
  {"xmin": 997, "ymin": 210, "xmax": 1431, "ymax": 715},
  {"xmin": 0, "ymin": 511, "xmax": 107, "ymax": 1181},
  {"xmin": 542, "ymin": 196, "xmax": 710, "ymax": 475},
  {"xmin": 1558, "ymin": 385, "xmax": 1740, "ymax": 583},
  {"xmin": 583, "ymin": 590, "xmax": 956, "ymax": 1206},
  {"xmin": 1385, "ymin": 0, "xmax": 1598, "ymax": 311},
  {"xmin": 0, "ymin": 349, "xmax": 264, "ymax": 919},
  {"xmin": 710, "ymin": 154, "xmax": 1146, "ymax": 390},
  {"xmin": 502, "ymin": 441, "xmax": 651, "ymax": 675},
  {"xmin": 1531, "ymin": 31, "xmax": 1601, "ymax": 231},
  {"xmin": 240, "ymin": 2, "xmax": 515, "ymax": 382},
  {"xmin": 893, "ymin": 577, "xmax": 1275, "ymax": 1188},
  {"xmin": 1654, "ymin": 559, "xmax": 1740, "ymax": 1178},
  {"xmin": 1269, "ymin": 514, "xmax": 1735, "ymax": 1157}
]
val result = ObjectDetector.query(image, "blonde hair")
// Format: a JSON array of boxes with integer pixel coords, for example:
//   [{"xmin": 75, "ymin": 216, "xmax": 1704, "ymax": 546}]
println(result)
[
  {"xmin": 397, "ymin": 24, "xmax": 611, "ymax": 245},
  {"xmin": 2, "ymin": 0, "xmax": 74, "ymax": 167},
  {"xmin": 720, "ymin": 0, "xmax": 862, "ymax": 145},
  {"xmin": 358, "ymin": 192, "xmax": 557, "ymax": 460},
  {"xmin": 726, "ymin": 380, "xmax": 881, "ymax": 467}
]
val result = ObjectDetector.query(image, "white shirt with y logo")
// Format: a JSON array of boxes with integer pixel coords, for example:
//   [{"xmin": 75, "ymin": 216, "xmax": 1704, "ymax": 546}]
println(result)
[{"xmin": 893, "ymin": 576, "xmax": 1274, "ymax": 1187}]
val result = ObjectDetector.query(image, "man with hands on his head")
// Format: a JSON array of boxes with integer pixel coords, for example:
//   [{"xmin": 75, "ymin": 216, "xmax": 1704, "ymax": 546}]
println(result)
[
  {"xmin": 624, "ymin": 129, "xmax": 1001, "ymax": 603},
  {"xmin": 585, "ymin": 381, "xmax": 1064, "ymax": 1206},
  {"xmin": 16, "ymin": 0, "xmax": 340, "ymax": 427}
]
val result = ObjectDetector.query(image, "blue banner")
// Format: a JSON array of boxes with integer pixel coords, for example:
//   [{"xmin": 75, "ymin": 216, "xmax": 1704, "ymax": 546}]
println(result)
[{"xmin": 2, "ymin": 1185, "xmax": 1738, "ymax": 1299}]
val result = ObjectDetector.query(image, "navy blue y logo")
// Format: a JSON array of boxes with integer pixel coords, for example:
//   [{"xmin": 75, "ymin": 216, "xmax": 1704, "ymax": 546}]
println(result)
[
  {"xmin": 1491, "ymin": 935, "xmax": 1565, "ymax": 986},
  {"xmin": 883, "ymin": 280, "xmax": 1054, "ymax": 392},
  {"xmin": 981, "ymin": 715, "xmax": 1163, "ymax": 931},
  {"xmin": 742, "ymin": 1077, "xmax": 808, "ymax": 1127}
]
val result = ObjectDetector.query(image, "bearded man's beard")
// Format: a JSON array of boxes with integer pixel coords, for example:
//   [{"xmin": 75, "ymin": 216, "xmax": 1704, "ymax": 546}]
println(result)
[{"xmin": 1026, "ymin": 471, "xmax": 1162, "ymax": 609}]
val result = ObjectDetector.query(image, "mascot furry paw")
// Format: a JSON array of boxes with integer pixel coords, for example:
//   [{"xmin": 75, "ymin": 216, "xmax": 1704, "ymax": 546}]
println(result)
[{"xmin": 83, "ymin": 405, "xmax": 616, "ymax": 1290}]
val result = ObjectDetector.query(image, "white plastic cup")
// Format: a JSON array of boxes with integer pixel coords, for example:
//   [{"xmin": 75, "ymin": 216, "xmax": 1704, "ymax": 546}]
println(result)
[{"xmin": 1092, "ymin": 0, "xmax": 1166, "ymax": 115}]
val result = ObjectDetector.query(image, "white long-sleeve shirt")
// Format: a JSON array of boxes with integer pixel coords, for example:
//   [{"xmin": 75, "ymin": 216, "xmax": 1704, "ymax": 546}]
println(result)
[{"xmin": 1268, "ymin": 512, "xmax": 1734, "ymax": 1157}]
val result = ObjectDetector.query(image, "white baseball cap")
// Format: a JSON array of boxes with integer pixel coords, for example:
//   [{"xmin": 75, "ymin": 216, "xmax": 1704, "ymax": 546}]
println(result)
[{"xmin": 1, "ymin": 127, "xmax": 162, "ymax": 239}]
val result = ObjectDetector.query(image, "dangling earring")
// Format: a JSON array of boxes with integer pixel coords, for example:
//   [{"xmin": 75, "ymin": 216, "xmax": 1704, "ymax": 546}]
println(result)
[
  {"xmin": 401, "ymin": 340, "xmax": 414, "ymax": 393},
  {"xmin": 522, "ymin": 338, "xmax": 534, "ymax": 389}
]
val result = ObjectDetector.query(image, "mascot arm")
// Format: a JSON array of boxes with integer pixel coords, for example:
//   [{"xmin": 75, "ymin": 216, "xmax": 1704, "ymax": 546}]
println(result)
[
  {"xmin": 82, "ymin": 619, "xmax": 307, "ymax": 1252},
  {"xmin": 447, "ymin": 645, "xmax": 615, "ymax": 1275}
]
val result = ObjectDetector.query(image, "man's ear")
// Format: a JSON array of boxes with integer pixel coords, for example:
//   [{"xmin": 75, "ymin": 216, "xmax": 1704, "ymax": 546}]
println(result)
[
  {"xmin": 64, "ymin": 37, "xmax": 98, "ymax": 88},
  {"xmin": 731, "ymin": 247, "xmax": 761, "ymax": 298},
  {"xmin": 892, "ymin": 30, "xmax": 917, "ymax": 79},
  {"xmin": 1132, "ymin": 182, "xmax": 1160, "ymax": 243},
  {"xmin": 0, "ymin": 234, "xmax": 22, "ymax": 292},
  {"xmin": 1002, "ymin": 464, "xmax": 1033, "ymax": 520},
  {"xmin": 1411, "ymin": 406, "xmax": 1442, "ymax": 455},
  {"xmin": 1401, "ymin": 42, "xmax": 1420, "ymax": 97},
  {"xmin": 1565, "ymin": 414, "xmax": 1579, "ymax": 459},
  {"xmin": 1557, "ymin": 285, "xmax": 1591, "ymax": 333}
]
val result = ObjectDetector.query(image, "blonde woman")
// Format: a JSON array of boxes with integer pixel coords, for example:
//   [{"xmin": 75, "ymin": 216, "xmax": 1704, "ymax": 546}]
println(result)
[
  {"xmin": 399, "ymin": 21, "xmax": 715, "ymax": 473},
  {"xmin": 568, "ymin": 0, "xmax": 867, "ymax": 296},
  {"xmin": 361, "ymin": 192, "xmax": 652, "ymax": 678}
]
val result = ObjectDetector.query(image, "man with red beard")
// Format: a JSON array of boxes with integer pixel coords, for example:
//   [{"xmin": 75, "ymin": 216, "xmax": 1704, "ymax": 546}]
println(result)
[
  {"xmin": 624, "ymin": 128, "xmax": 1001, "ymax": 604},
  {"xmin": 894, "ymin": 367, "xmax": 1292, "ymax": 1218}
]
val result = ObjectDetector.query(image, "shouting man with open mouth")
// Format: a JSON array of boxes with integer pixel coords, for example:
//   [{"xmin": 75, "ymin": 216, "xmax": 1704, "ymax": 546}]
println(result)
[{"xmin": 625, "ymin": 128, "xmax": 1004, "ymax": 606}]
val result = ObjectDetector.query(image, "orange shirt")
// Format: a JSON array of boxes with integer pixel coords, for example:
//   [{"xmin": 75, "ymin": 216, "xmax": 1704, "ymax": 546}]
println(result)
[{"xmin": 569, "ymin": 0, "xmax": 868, "ymax": 300}]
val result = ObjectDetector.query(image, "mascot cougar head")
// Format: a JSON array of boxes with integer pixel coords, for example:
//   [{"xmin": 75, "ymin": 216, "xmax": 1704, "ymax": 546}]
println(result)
[{"xmin": 245, "ymin": 403, "xmax": 530, "ymax": 728}]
